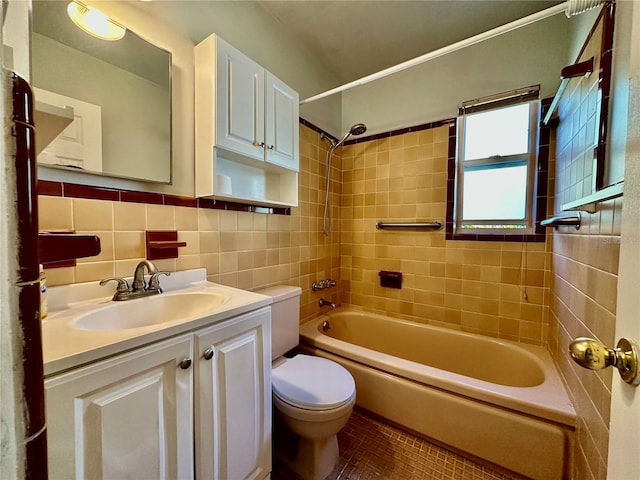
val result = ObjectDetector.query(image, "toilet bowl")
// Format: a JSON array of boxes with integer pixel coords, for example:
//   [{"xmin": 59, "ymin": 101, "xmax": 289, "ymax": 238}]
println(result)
[
  {"xmin": 273, "ymin": 354, "xmax": 355, "ymax": 480},
  {"xmin": 258, "ymin": 286, "xmax": 356, "ymax": 480}
]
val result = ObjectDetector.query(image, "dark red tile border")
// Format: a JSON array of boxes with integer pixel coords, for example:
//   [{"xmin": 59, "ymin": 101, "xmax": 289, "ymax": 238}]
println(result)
[
  {"xmin": 37, "ymin": 179, "xmax": 62, "ymax": 196},
  {"xmin": 343, "ymin": 118, "xmax": 456, "ymax": 146},
  {"xmin": 164, "ymin": 195, "xmax": 198, "ymax": 208},
  {"xmin": 64, "ymin": 182, "xmax": 120, "ymax": 201},
  {"xmin": 299, "ymin": 117, "xmax": 338, "ymax": 143},
  {"xmin": 37, "ymin": 180, "xmax": 293, "ymax": 216},
  {"xmin": 197, "ymin": 197, "xmax": 225, "ymax": 210},
  {"xmin": 120, "ymin": 190, "xmax": 164, "ymax": 205}
]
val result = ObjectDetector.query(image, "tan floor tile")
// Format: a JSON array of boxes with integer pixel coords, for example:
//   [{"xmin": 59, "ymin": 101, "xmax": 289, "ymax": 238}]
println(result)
[{"xmin": 273, "ymin": 409, "xmax": 519, "ymax": 480}]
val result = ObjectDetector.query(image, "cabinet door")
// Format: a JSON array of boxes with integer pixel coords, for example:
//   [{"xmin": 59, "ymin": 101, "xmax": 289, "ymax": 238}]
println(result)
[
  {"xmin": 45, "ymin": 335, "xmax": 194, "ymax": 480},
  {"xmin": 265, "ymin": 72, "xmax": 299, "ymax": 171},
  {"xmin": 195, "ymin": 307, "xmax": 272, "ymax": 480},
  {"xmin": 216, "ymin": 38, "xmax": 265, "ymax": 160},
  {"xmin": 34, "ymin": 87, "xmax": 103, "ymax": 172}
]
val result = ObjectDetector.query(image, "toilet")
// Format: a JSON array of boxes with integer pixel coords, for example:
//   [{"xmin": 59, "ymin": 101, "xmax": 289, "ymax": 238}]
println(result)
[{"xmin": 258, "ymin": 286, "xmax": 355, "ymax": 480}]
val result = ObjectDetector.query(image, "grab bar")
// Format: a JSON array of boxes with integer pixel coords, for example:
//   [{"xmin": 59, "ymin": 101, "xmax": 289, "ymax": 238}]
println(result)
[
  {"xmin": 376, "ymin": 221, "xmax": 442, "ymax": 230},
  {"xmin": 540, "ymin": 214, "xmax": 581, "ymax": 230}
]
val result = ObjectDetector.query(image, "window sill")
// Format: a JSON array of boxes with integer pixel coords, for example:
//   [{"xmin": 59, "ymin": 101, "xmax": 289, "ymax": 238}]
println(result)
[{"xmin": 447, "ymin": 230, "xmax": 546, "ymax": 243}]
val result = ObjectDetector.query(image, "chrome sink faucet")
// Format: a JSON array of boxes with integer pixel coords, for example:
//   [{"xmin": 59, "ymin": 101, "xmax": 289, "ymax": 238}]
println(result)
[{"xmin": 100, "ymin": 260, "xmax": 170, "ymax": 301}]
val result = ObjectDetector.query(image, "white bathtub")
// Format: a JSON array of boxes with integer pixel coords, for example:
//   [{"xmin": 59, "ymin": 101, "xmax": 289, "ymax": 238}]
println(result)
[{"xmin": 299, "ymin": 308, "xmax": 576, "ymax": 480}]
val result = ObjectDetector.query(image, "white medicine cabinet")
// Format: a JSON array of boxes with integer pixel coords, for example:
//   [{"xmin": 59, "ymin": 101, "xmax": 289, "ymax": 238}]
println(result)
[{"xmin": 195, "ymin": 34, "xmax": 299, "ymax": 207}]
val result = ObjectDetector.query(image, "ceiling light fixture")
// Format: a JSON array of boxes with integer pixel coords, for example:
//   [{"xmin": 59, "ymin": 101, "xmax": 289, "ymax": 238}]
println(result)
[{"xmin": 66, "ymin": 1, "xmax": 126, "ymax": 41}]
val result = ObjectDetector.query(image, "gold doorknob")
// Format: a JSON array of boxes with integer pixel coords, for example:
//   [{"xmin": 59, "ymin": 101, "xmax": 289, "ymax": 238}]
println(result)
[{"xmin": 569, "ymin": 337, "xmax": 640, "ymax": 385}]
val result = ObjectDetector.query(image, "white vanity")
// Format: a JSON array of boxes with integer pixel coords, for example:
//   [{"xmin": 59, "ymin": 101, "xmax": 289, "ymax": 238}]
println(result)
[{"xmin": 42, "ymin": 269, "xmax": 272, "ymax": 480}]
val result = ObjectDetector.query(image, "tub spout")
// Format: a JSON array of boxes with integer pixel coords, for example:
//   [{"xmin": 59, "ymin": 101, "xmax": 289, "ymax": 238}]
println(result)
[{"xmin": 319, "ymin": 298, "xmax": 336, "ymax": 309}]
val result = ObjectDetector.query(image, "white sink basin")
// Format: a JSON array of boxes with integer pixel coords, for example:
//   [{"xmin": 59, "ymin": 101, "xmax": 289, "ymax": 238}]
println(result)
[{"xmin": 73, "ymin": 292, "xmax": 229, "ymax": 331}]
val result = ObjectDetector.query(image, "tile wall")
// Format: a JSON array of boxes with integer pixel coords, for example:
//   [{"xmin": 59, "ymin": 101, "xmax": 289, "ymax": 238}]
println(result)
[
  {"xmin": 548, "ymin": 122, "xmax": 620, "ymax": 480},
  {"xmin": 339, "ymin": 125, "xmax": 551, "ymax": 345},
  {"xmin": 547, "ymin": 209, "xmax": 620, "ymax": 480},
  {"xmin": 547, "ymin": 5, "xmax": 619, "ymax": 478},
  {"xmin": 38, "ymin": 123, "xmax": 341, "ymax": 323}
]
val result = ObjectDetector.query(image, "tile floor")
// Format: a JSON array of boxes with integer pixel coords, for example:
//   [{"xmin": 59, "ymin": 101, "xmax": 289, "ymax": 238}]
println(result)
[{"xmin": 272, "ymin": 408, "xmax": 518, "ymax": 480}]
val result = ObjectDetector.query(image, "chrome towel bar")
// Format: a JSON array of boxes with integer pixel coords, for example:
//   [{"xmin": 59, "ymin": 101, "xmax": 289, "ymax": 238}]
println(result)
[{"xmin": 376, "ymin": 221, "xmax": 443, "ymax": 230}]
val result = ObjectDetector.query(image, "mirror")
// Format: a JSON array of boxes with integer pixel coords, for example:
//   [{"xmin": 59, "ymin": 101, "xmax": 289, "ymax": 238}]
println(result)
[{"xmin": 31, "ymin": 1, "xmax": 172, "ymax": 184}]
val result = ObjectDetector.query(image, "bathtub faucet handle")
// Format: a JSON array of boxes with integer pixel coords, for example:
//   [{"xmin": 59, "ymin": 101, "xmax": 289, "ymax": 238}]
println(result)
[
  {"xmin": 313, "ymin": 279, "xmax": 337, "ymax": 291},
  {"xmin": 319, "ymin": 298, "xmax": 336, "ymax": 309}
]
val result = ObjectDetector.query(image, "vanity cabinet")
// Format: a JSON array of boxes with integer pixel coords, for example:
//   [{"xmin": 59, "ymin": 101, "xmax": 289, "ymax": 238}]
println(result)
[
  {"xmin": 195, "ymin": 34, "xmax": 299, "ymax": 207},
  {"xmin": 45, "ymin": 334, "xmax": 195, "ymax": 479},
  {"xmin": 45, "ymin": 307, "xmax": 271, "ymax": 480}
]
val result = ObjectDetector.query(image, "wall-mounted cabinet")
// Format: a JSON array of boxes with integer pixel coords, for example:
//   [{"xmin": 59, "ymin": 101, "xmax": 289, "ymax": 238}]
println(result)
[{"xmin": 195, "ymin": 34, "xmax": 299, "ymax": 207}]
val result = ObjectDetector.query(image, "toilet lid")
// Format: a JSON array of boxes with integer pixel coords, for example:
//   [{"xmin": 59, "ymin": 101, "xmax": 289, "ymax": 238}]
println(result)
[{"xmin": 272, "ymin": 355, "xmax": 355, "ymax": 411}]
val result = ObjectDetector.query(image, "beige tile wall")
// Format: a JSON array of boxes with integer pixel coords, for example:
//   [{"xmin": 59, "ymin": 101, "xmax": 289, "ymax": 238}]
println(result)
[
  {"xmin": 547, "ymin": 12, "xmax": 620, "ymax": 473},
  {"xmin": 38, "ymin": 124, "xmax": 340, "ymax": 323},
  {"xmin": 339, "ymin": 125, "xmax": 551, "ymax": 345},
  {"xmin": 548, "ymin": 133, "xmax": 621, "ymax": 479}
]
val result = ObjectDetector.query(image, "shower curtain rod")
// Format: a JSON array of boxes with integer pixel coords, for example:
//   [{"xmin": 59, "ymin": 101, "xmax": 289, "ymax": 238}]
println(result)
[{"xmin": 299, "ymin": 1, "xmax": 581, "ymax": 105}]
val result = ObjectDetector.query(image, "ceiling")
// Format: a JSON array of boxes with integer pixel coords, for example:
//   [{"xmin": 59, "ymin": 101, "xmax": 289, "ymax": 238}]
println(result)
[{"xmin": 132, "ymin": 0, "xmax": 563, "ymax": 85}]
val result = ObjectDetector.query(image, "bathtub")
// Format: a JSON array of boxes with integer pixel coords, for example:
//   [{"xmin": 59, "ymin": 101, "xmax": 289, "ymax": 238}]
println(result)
[{"xmin": 299, "ymin": 308, "xmax": 576, "ymax": 480}]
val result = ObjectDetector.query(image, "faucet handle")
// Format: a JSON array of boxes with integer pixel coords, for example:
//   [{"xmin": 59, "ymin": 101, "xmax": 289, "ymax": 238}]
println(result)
[
  {"xmin": 149, "ymin": 271, "xmax": 171, "ymax": 292},
  {"xmin": 99, "ymin": 278, "xmax": 131, "ymax": 300},
  {"xmin": 99, "ymin": 277, "xmax": 130, "ymax": 292}
]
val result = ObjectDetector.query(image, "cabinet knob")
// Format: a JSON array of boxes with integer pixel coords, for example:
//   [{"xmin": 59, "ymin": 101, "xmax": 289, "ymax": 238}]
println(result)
[
  {"xmin": 178, "ymin": 358, "xmax": 192, "ymax": 370},
  {"xmin": 258, "ymin": 142, "xmax": 265, "ymax": 148},
  {"xmin": 203, "ymin": 347, "xmax": 214, "ymax": 360},
  {"xmin": 268, "ymin": 144, "xmax": 275, "ymax": 150}
]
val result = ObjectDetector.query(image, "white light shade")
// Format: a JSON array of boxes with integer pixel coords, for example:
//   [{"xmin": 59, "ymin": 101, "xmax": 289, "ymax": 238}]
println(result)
[{"xmin": 67, "ymin": 1, "xmax": 125, "ymax": 41}]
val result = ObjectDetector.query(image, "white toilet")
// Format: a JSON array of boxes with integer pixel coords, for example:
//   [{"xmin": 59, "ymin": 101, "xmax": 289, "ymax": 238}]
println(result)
[{"xmin": 259, "ymin": 286, "xmax": 356, "ymax": 480}]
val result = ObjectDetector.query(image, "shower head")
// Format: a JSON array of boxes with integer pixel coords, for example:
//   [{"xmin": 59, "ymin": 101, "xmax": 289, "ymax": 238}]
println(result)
[
  {"xmin": 350, "ymin": 123, "xmax": 367, "ymax": 136},
  {"xmin": 330, "ymin": 123, "xmax": 368, "ymax": 150}
]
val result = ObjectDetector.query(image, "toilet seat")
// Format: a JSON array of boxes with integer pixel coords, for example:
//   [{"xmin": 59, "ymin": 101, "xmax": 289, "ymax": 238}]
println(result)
[{"xmin": 272, "ymin": 355, "xmax": 355, "ymax": 411}]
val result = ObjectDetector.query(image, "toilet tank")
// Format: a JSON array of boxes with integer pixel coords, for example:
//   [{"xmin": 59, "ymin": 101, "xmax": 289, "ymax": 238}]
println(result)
[{"xmin": 257, "ymin": 286, "xmax": 302, "ymax": 360}]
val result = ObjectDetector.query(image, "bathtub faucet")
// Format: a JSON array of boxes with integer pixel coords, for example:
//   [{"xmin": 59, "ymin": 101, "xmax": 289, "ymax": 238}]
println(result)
[
  {"xmin": 312, "ymin": 279, "xmax": 337, "ymax": 291},
  {"xmin": 319, "ymin": 298, "xmax": 336, "ymax": 309}
]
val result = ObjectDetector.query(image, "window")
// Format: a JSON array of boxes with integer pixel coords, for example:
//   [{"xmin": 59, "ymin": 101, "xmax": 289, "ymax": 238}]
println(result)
[{"xmin": 455, "ymin": 87, "xmax": 539, "ymax": 235}]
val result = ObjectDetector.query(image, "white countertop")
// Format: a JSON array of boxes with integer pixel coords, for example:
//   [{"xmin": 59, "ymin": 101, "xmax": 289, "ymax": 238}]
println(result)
[{"xmin": 42, "ymin": 269, "xmax": 271, "ymax": 376}]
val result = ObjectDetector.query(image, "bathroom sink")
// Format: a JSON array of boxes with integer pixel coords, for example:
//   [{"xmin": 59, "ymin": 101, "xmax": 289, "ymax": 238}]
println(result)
[{"xmin": 73, "ymin": 292, "xmax": 229, "ymax": 331}]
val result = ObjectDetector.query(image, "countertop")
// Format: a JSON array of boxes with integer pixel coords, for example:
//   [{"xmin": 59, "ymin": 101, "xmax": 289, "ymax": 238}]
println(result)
[{"xmin": 42, "ymin": 269, "xmax": 271, "ymax": 376}]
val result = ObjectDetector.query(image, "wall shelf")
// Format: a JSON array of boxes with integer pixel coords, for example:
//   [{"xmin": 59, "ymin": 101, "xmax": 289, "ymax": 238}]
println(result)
[
  {"xmin": 34, "ymin": 101, "xmax": 74, "ymax": 156},
  {"xmin": 146, "ymin": 231, "xmax": 186, "ymax": 260},
  {"xmin": 39, "ymin": 232, "xmax": 101, "ymax": 267},
  {"xmin": 562, "ymin": 183, "xmax": 623, "ymax": 213}
]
